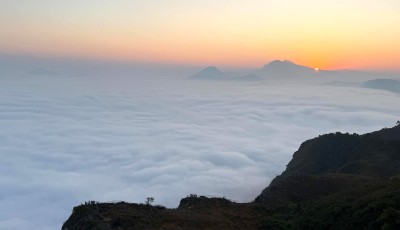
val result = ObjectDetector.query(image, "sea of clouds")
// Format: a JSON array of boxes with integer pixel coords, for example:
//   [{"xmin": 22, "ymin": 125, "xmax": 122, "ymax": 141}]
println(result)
[{"xmin": 0, "ymin": 73, "xmax": 399, "ymax": 230}]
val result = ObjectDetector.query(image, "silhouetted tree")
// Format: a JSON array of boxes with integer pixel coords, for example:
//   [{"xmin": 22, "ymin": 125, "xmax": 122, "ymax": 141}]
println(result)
[{"xmin": 145, "ymin": 197, "xmax": 154, "ymax": 205}]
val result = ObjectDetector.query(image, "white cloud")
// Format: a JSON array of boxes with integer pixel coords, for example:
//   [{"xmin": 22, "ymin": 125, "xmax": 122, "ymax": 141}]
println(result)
[{"xmin": 0, "ymin": 75, "xmax": 399, "ymax": 230}]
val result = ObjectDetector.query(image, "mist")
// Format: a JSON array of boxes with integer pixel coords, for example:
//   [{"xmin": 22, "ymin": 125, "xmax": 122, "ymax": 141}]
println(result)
[{"xmin": 1, "ymin": 56, "xmax": 400, "ymax": 230}]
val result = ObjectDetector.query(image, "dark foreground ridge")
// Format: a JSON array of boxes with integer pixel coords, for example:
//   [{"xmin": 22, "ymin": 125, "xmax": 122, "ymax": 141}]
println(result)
[{"xmin": 62, "ymin": 124, "xmax": 400, "ymax": 230}]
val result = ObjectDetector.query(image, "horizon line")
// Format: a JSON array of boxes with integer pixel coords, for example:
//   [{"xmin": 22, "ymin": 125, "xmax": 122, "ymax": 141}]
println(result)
[{"xmin": 1, "ymin": 52, "xmax": 400, "ymax": 73}]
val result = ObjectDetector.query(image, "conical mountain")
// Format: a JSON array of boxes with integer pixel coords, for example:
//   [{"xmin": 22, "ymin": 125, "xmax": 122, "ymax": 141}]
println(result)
[
  {"xmin": 191, "ymin": 66, "xmax": 225, "ymax": 80},
  {"xmin": 258, "ymin": 60, "xmax": 316, "ymax": 79}
]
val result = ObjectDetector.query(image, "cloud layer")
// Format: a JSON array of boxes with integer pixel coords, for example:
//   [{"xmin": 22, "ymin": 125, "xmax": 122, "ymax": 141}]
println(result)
[{"xmin": 1, "ymin": 74, "xmax": 399, "ymax": 230}]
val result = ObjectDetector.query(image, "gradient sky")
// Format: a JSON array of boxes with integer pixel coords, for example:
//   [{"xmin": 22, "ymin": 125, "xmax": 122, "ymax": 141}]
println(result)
[{"xmin": 1, "ymin": 0, "xmax": 400, "ymax": 70}]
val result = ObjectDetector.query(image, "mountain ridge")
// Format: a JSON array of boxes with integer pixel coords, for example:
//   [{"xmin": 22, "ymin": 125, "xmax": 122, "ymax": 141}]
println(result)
[
  {"xmin": 190, "ymin": 60, "xmax": 319, "ymax": 81},
  {"xmin": 62, "ymin": 124, "xmax": 400, "ymax": 230},
  {"xmin": 362, "ymin": 79, "xmax": 400, "ymax": 94},
  {"xmin": 189, "ymin": 60, "xmax": 400, "ymax": 83}
]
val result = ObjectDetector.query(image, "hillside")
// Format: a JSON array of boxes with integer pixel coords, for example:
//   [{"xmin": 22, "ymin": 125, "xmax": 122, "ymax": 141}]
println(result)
[
  {"xmin": 362, "ymin": 79, "xmax": 400, "ymax": 94},
  {"xmin": 62, "ymin": 124, "xmax": 400, "ymax": 230}
]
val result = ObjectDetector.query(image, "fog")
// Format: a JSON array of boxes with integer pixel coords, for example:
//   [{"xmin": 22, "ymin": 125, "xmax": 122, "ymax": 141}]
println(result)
[{"xmin": 1, "ymin": 59, "xmax": 400, "ymax": 230}]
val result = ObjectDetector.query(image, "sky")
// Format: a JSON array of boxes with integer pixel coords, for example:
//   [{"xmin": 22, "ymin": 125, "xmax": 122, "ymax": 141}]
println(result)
[
  {"xmin": 1, "ymin": 1, "xmax": 400, "ymax": 230},
  {"xmin": 1, "ymin": 0, "xmax": 400, "ymax": 70}
]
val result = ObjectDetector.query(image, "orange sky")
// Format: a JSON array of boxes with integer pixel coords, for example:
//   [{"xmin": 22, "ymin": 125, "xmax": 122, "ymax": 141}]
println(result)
[{"xmin": 1, "ymin": 0, "xmax": 400, "ymax": 70}]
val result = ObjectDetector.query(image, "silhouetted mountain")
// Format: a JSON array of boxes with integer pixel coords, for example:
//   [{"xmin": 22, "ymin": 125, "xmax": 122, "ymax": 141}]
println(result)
[
  {"xmin": 190, "ymin": 66, "xmax": 225, "ymax": 80},
  {"xmin": 362, "ymin": 79, "xmax": 400, "ymax": 94},
  {"xmin": 62, "ymin": 124, "xmax": 400, "ymax": 230},
  {"xmin": 188, "ymin": 60, "xmax": 400, "ymax": 84},
  {"xmin": 254, "ymin": 124, "xmax": 400, "ymax": 229},
  {"xmin": 258, "ymin": 60, "xmax": 318, "ymax": 79},
  {"xmin": 256, "ymin": 125, "xmax": 400, "ymax": 205}
]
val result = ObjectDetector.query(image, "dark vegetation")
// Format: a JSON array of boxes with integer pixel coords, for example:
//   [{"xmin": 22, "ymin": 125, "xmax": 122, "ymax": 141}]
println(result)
[{"xmin": 62, "ymin": 123, "xmax": 400, "ymax": 230}]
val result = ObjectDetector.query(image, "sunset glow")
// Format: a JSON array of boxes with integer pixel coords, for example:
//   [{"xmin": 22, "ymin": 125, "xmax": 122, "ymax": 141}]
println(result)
[
  {"xmin": 3, "ymin": 2, "xmax": 400, "ymax": 230},
  {"xmin": 1, "ymin": 0, "xmax": 400, "ymax": 70}
]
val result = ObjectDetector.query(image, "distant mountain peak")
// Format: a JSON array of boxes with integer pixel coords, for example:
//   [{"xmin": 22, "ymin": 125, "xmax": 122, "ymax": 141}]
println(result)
[
  {"xmin": 262, "ymin": 60, "xmax": 311, "ymax": 70},
  {"xmin": 266, "ymin": 59, "xmax": 294, "ymax": 65},
  {"xmin": 191, "ymin": 66, "xmax": 225, "ymax": 79},
  {"xmin": 202, "ymin": 66, "xmax": 220, "ymax": 72},
  {"xmin": 259, "ymin": 60, "xmax": 316, "ymax": 79}
]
